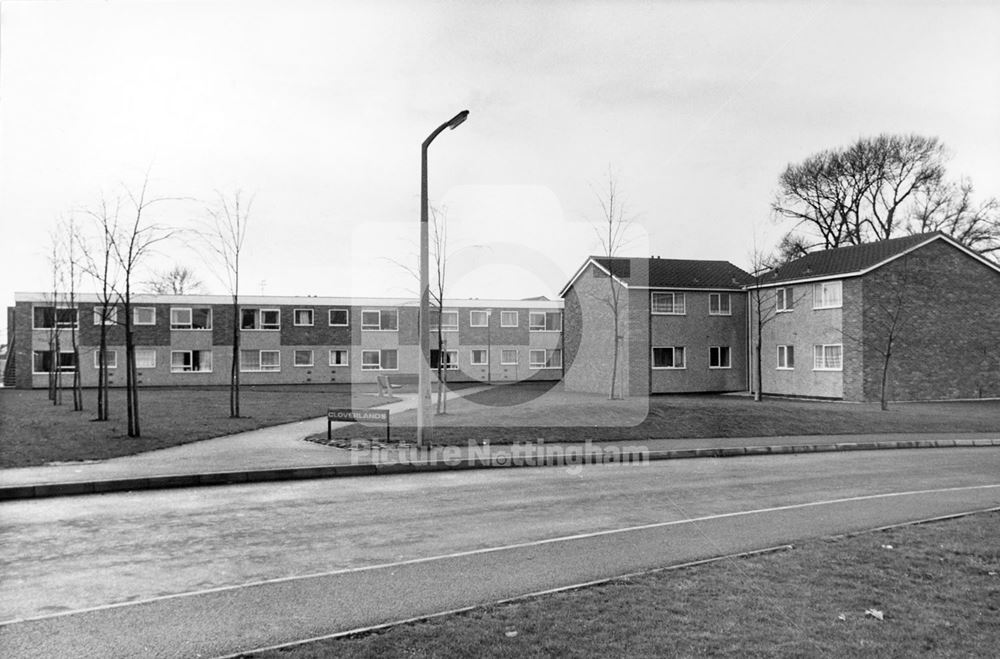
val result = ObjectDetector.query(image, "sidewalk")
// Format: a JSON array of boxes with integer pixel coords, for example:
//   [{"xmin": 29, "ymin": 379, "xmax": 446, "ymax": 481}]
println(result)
[{"xmin": 2, "ymin": 387, "xmax": 998, "ymax": 500}]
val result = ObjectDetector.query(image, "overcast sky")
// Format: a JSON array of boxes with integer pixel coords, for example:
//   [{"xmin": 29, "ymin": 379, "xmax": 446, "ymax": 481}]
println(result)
[{"xmin": 2, "ymin": 0, "xmax": 998, "ymax": 338}]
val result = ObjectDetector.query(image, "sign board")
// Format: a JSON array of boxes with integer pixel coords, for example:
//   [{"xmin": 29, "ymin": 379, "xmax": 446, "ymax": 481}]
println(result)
[{"xmin": 327, "ymin": 407, "xmax": 390, "ymax": 442}]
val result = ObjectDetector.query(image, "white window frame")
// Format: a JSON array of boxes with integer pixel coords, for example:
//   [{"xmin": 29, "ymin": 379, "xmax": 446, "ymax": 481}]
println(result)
[
  {"xmin": 432, "ymin": 349, "xmax": 459, "ymax": 370},
  {"xmin": 430, "ymin": 310, "xmax": 459, "ymax": 332},
  {"xmin": 134, "ymin": 306, "xmax": 156, "ymax": 325},
  {"xmin": 32, "ymin": 350, "xmax": 77, "ymax": 373},
  {"xmin": 93, "ymin": 349, "xmax": 117, "ymax": 369},
  {"xmin": 170, "ymin": 307, "xmax": 212, "ymax": 330},
  {"xmin": 709, "ymin": 293, "xmax": 731, "ymax": 316},
  {"xmin": 709, "ymin": 346, "xmax": 732, "ymax": 369},
  {"xmin": 652, "ymin": 346, "xmax": 686, "ymax": 369},
  {"xmin": 293, "ymin": 308, "xmax": 314, "ymax": 326},
  {"xmin": 470, "ymin": 349, "xmax": 489, "ymax": 365},
  {"xmin": 293, "ymin": 349, "xmax": 314, "ymax": 367},
  {"xmin": 813, "ymin": 281, "xmax": 843, "ymax": 309},
  {"xmin": 328, "ymin": 349, "xmax": 349, "ymax": 366},
  {"xmin": 135, "ymin": 348, "xmax": 157, "ymax": 368},
  {"xmin": 528, "ymin": 311, "xmax": 562, "ymax": 332},
  {"xmin": 500, "ymin": 349, "xmax": 518, "ymax": 365},
  {"xmin": 528, "ymin": 348, "xmax": 562, "ymax": 369},
  {"xmin": 361, "ymin": 309, "xmax": 398, "ymax": 331},
  {"xmin": 776, "ymin": 288, "xmax": 792, "ymax": 313},
  {"xmin": 813, "ymin": 344, "xmax": 843, "ymax": 371},
  {"xmin": 170, "ymin": 350, "xmax": 213, "ymax": 373},
  {"xmin": 469, "ymin": 310, "xmax": 489, "ymax": 327},
  {"xmin": 32, "ymin": 306, "xmax": 79, "ymax": 330},
  {"xmin": 94, "ymin": 306, "xmax": 118, "ymax": 325},
  {"xmin": 361, "ymin": 349, "xmax": 398, "ymax": 371},
  {"xmin": 651, "ymin": 292, "xmax": 686, "ymax": 315},
  {"xmin": 500, "ymin": 311, "xmax": 518, "ymax": 327},
  {"xmin": 777, "ymin": 345, "xmax": 795, "ymax": 370},
  {"xmin": 260, "ymin": 309, "xmax": 281, "ymax": 330},
  {"xmin": 329, "ymin": 308, "xmax": 349, "ymax": 327}
]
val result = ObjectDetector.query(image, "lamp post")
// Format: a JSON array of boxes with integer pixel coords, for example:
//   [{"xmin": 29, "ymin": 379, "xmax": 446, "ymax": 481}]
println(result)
[{"xmin": 419, "ymin": 110, "xmax": 469, "ymax": 446}]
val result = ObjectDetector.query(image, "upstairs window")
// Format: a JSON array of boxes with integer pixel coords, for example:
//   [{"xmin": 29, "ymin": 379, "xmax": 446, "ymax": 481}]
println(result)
[
  {"xmin": 33, "ymin": 306, "xmax": 78, "ymax": 329},
  {"xmin": 709, "ymin": 293, "xmax": 731, "ymax": 316},
  {"xmin": 134, "ymin": 307, "xmax": 156, "ymax": 325},
  {"xmin": 776, "ymin": 288, "xmax": 793, "ymax": 312},
  {"xmin": 813, "ymin": 281, "xmax": 842, "ymax": 309},
  {"xmin": 170, "ymin": 307, "xmax": 212, "ymax": 330},
  {"xmin": 242, "ymin": 308, "xmax": 280, "ymax": 330},
  {"xmin": 651, "ymin": 292, "xmax": 685, "ymax": 315},
  {"xmin": 528, "ymin": 311, "xmax": 562, "ymax": 331},
  {"xmin": 293, "ymin": 309, "xmax": 314, "ymax": 326},
  {"xmin": 469, "ymin": 310, "xmax": 489, "ymax": 327},
  {"xmin": 500, "ymin": 311, "xmax": 518, "ymax": 327},
  {"xmin": 361, "ymin": 309, "xmax": 398, "ymax": 331},
  {"xmin": 93, "ymin": 306, "xmax": 118, "ymax": 325},
  {"xmin": 329, "ymin": 308, "xmax": 349, "ymax": 326},
  {"xmin": 430, "ymin": 310, "xmax": 458, "ymax": 332}
]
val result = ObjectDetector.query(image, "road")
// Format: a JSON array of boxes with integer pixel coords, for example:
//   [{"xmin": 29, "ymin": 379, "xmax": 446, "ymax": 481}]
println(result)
[{"xmin": 1, "ymin": 448, "xmax": 999, "ymax": 658}]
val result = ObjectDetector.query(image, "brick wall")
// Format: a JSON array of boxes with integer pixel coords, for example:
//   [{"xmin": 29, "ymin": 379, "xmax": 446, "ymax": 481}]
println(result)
[{"xmin": 857, "ymin": 240, "xmax": 1000, "ymax": 401}]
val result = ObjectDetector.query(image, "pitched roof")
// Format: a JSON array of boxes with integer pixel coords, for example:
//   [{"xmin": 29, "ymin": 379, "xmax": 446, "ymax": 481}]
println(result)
[
  {"xmin": 758, "ymin": 232, "xmax": 941, "ymax": 286},
  {"xmin": 589, "ymin": 256, "xmax": 753, "ymax": 289}
]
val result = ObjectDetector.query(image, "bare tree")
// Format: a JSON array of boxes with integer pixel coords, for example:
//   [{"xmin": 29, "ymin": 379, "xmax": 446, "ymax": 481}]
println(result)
[
  {"xmin": 76, "ymin": 194, "xmax": 123, "ymax": 421},
  {"xmin": 59, "ymin": 216, "xmax": 85, "ymax": 411},
  {"xmin": 591, "ymin": 167, "xmax": 636, "ymax": 400},
  {"xmin": 202, "ymin": 190, "xmax": 252, "ymax": 418},
  {"xmin": 45, "ymin": 233, "xmax": 64, "ymax": 406},
  {"xmin": 111, "ymin": 175, "xmax": 180, "ymax": 437},
  {"xmin": 910, "ymin": 177, "xmax": 1000, "ymax": 260},
  {"xmin": 144, "ymin": 265, "xmax": 204, "ymax": 295},
  {"xmin": 773, "ymin": 134, "xmax": 946, "ymax": 248}
]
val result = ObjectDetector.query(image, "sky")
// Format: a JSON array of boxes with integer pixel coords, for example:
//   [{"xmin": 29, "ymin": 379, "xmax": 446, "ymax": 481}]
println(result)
[{"xmin": 2, "ymin": 0, "xmax": 999, "ymax": 339}]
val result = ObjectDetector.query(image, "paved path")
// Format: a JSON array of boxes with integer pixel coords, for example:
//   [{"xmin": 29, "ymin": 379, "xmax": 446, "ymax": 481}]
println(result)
[{"xmin": 1, "ymin": 449, "xmax": 998, "ymax": 658}]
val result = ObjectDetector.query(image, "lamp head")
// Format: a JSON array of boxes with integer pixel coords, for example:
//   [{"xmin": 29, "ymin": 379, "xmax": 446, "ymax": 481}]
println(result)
[{"xmin": 448, "ymin": 110, "xmax": 470, "ymax": 130}]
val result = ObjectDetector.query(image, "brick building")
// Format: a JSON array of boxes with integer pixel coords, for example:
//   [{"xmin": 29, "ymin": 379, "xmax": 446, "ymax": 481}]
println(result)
[
  {"xmin": 4, "ymin": 295, "xmax": 564, "ymax": 389},
  {"xmin": 748, "ymin": 232, "xmax": 1000, "ymax": 401},
  {"xmin": 560, "ymin": 256, "xmax": 752, "ymax": 396}
]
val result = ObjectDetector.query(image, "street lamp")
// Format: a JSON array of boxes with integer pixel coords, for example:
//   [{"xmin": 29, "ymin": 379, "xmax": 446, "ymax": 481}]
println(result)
[{"xmin": 419, "ymin": 110, "xmax": 469, "ymax": 446}]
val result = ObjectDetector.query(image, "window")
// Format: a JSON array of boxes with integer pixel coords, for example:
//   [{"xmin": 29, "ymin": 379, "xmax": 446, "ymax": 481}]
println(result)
[
  {"xmin": 651, "ymin": 292, "xmax": 685, "ymax": 315},
  {"xmin": 170, "ymin": 350, "xmax": 213, "ymax": 373},
  {"xmin": 361, "ymin": 349, "xmax": 398, "ymax": 370},
  {"xmin": 170, "ymin": 307, "xmax": 212, "ymax": 330},
  {"xmin": 93, "ymin": 306, "xmax": 117, "ymax": 325},
  {"xmin": 813, "ymin": 344, "xmax": 843, "ymax": 371},
  {"xmin": 430, "ymin": 310, "xmax": 459, "ymax": 332},
  {"xmin": 777, "ymin": 345, "xmax": 795, "ymax": 370},
  {"xmin": 329, "ymin": 349, "xmax": 349, "ymax": 366},
  {"xmin": 529, "ymin": 349, "xmax": 562, "ymax": 369},
  {"xmin": 33, "ymin": 306, "xmax": 78, "ymax": 329},
  {"xmin": 32, "ymin": 350, "xmax": 76, "ymax": 373},
  {"xmin": 240, "ymin": 350, "xmax": 280, "ymax": 372},
  {"xmin": 94, "ymin": 349, "xmax": 117, "ymax": 369},
  {"xmin": 709, "ymin": 293, "xmax": 731, "ymax": 316},
  {"xmin": 529, "ymin": 311, "xmax": 562, "ymax": 331},
  {"xmin": 242, "ymin": 308, "xmax": 279, "ymax": 330},
  {"xmin": 652, "ymin": 346, "xmax": 685, "ymax": 369},
  {"xmin": 813, "ymin": 281, "xmax": 842, "ymax": 309},
  {"xmin": 500, "ymin": 349, "xmax": 518, "ymax": 365},
  {"xmin": 134, "ymin": 307, "xmax": 156, "ymax": 325},
  {"xmin": 471, "ymin": 349, "xmax": 489, "ymax": 365},
  {"xmin": 135, "ymin": 349, "xmax": 156, "ymax": 368},
  {"xmin": 362, "ymin": 309, "xmax": 398, "ymax": 331},
  {"xmin": 329, "ymin": 308, "xmax": 349, "ymax": 326},
  {"xmin": 293, "ymin": 309, "xmax": 314, "ymax": 326},
  {"xmin": 776, "ymin": 288, "xmax": 793, "ymax": 313},
  {"xmin": 470, "ymin": 310, "xmax": 489, "ymax": 327},
  {"xmin": 500, "ymin": 311, "xmax": 518, "ymax": 327},
  {"xmin": 709, "ymin": 346, "xmax": 732, "ymax": 369},
  {"xmin": 293, "ymin": 349, "xmax": 313, "ymax": 367},
  {"xmin": 431, "ymin": 349, "xmax": 458, "ymax": 370}
]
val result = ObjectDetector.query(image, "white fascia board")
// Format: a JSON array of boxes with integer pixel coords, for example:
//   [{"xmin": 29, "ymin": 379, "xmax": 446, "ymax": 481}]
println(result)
[{"xmin": 558, "ymin": 258, "xmax": 630, "ymax": 297}]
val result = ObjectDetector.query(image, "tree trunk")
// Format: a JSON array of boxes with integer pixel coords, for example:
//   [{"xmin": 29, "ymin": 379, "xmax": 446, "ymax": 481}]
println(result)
[{"xmin": 230, "ymin": 296, "xmax": 240, "ymax": 418}]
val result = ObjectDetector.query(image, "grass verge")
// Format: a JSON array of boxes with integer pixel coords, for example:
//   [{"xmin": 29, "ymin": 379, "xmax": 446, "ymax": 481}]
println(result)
[
  {"xmin": 0, "ymin": 385, "xmax": 397, "ymax": 468},
  {"xmin": 325, "ymin": 382, "xmax": 1000, "ymax": 445},
  {"xmin": 250, "ymin": 510, "xmax": 1000, "ymax": 658}
]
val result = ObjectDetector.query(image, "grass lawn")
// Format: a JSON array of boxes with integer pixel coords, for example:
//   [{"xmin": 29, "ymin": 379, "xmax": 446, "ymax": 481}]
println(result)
[
  {"xmin": 0, "ymin": 385, "xmax": 396, "ymax": 468},
  {"xmin": 325, "ymin": 382, "xmax": 1000, "ymax": 445},
  {"xmin": 251, "ymin": 511, "xmax": 1000, "ymax": 658}
]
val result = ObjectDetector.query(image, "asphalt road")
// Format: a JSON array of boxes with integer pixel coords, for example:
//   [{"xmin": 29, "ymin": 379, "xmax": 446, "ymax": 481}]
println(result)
[{"xmin": 1, "ymin": 448, "xmax": 999, "ymax": 658}]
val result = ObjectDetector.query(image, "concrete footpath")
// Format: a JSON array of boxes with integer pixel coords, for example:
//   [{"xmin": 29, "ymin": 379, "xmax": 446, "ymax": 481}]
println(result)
[{"xmin": 2, "ymin": 388, "xmax": 998, "ymax": 500}]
